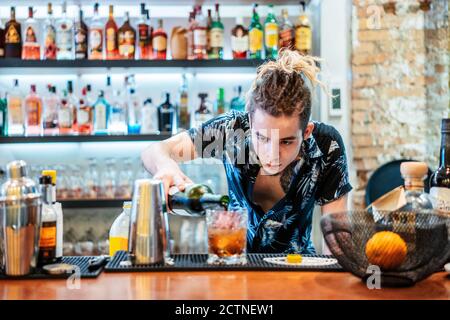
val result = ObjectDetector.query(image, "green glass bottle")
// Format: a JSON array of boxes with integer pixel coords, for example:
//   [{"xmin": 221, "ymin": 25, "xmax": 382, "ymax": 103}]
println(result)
[
  {"xmin": 215, "ymin": 88, "xmax": 226, "ymax": 115},
  {"xmin": 208, "ymin": 3, "xmax": 224, "ymax": 59},
  {"xmin": 264, "ymin": 4, "xmax": 279, "ymax": 59},
  {"xmin": 248, "ymin": 3, "xmax": 263, "ymax": 59},
  {"xmin": 168, "ymin": 183, "xmax": 229, "ymax": 216}
]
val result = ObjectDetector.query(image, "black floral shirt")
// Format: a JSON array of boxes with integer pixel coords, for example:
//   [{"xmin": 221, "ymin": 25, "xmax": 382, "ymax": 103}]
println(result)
[{"xmin": 188, "ymin": 110, "xmax": 352, "ymax": 254}]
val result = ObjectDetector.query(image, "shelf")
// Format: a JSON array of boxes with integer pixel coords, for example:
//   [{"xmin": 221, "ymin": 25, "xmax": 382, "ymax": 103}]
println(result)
[
  {"xmin": 60, "ymin": 199, "xmax": 130, "ymax": 209},
  {"xmin": 0, "ymin": 59, "xmax": 266, "ymax": 69},
  {"xmin": 0, "ymin": 133, "xmax": 172, "ymax": 144}
]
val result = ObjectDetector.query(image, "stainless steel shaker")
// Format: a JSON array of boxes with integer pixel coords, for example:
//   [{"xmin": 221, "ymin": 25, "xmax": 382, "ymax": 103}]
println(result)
[
  {"xmin": 128, "ymin": 179, "xmax": 169, "ymax": 265},
  {"xmin": 0, "ymin": 160, "xmax": 42, "ymax": 276}
]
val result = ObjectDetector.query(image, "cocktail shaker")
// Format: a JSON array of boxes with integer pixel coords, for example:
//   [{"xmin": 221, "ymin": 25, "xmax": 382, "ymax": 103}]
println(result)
[
  {"xmin": 128, "ymin": 179, "xmax": 169, "ymax": 265},
  {"xmin": 0, "ymin": 160, "xmax": 42, "ymax": 276}
]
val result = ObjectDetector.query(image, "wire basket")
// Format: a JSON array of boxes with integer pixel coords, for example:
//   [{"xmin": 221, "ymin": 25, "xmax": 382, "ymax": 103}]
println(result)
[{"xmin": 320, "ymin": 210, "xmax": 450, "ymax": 287}]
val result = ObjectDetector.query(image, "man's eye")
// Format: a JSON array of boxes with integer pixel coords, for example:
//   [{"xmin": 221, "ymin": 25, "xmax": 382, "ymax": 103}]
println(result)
[
  {"xmin": 258, "ymin": 135, "xmax": 269, "ymax": 142},
  {"xmin": 281, "ymin": 140, "xmax": 293, "ymax": 145}
]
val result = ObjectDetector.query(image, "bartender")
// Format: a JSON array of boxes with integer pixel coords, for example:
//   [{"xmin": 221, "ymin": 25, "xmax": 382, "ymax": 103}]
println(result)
[{"xmin": 142, "ymin": 49, "xmax": 352, "ymax": 254}]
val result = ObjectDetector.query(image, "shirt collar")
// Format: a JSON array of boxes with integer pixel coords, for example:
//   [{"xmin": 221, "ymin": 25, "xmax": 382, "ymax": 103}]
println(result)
[{"xmin": 302, "ymin": 134, "xmax": 323, "ymax": 159}]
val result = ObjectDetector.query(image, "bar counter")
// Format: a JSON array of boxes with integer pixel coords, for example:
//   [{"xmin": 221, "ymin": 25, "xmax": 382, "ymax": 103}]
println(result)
[{"xmin": 0, "ymin": 270, "xmax": 448, "ymax": 300}]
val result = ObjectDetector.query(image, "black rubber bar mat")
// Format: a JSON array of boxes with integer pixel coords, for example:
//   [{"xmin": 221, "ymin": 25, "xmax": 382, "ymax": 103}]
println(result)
[
  {"xmin": 0, "ymin": 256, "xmax": 104, "ymax": 280},
  {"xmin": 105, "ymin": 251, "xmax": 343, "ymax": 272}
]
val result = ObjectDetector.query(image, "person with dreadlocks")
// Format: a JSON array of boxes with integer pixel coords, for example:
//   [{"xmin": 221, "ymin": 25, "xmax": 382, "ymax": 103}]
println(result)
[{"xmin": 142, "ymin": 49, "xmax": 352, "ymax": 254}]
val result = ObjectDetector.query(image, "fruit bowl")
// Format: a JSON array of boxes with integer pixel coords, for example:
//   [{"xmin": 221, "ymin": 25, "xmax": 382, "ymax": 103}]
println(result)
[{"xmin": 320, "ymin": 210, "xmax": 450, "ymax": 287}]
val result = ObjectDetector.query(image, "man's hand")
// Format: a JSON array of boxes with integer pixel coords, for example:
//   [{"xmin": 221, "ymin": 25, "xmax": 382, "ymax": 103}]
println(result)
[{"xmin": 153, "ymin": 164, "xmax": 194, "ymax": 203}]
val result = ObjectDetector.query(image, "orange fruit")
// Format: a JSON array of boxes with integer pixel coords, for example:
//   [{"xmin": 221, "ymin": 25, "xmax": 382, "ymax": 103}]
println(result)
[{"xmin": 365, "ymin": 231, "xmax": 407, "ymax": 270}]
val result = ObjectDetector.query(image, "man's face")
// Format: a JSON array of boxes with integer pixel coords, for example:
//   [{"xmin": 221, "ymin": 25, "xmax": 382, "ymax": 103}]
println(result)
[{"xmin": 250, "ymin": 108, "xmax": 305, "ymax": 175}]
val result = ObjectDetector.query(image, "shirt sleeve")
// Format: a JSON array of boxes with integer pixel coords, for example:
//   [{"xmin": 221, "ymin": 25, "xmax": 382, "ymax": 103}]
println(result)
[{"xmin": 314, "ymin": 129, "xmax": 353, "ymax": 206}]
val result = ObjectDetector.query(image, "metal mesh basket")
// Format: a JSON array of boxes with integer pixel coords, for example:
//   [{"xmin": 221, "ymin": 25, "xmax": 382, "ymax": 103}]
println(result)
[{"xmin": 320, "ymin": 210, "xmax": 450, "ymax": 287}]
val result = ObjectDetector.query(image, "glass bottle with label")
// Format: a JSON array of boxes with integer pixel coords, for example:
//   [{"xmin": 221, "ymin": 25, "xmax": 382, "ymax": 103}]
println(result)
[
  {"xmin": 7, "ymin": 79, "xmax": 24, "ymax": 136},
  {"xmin": 193, "ymin": 5, "xmax": 208, "ymax": 60},
  {"xmin": 187, "ymin": 11, "xmax": 195, "ymax": 60},
  {"xmin": 194, "ymin": 93, "xmax": 213, "ymax": 128},
  {"xmin": 109, "ymin": 90, "xmax": 127, "ymax": 135},
  {"xmin": 127, "ymin": 88, "xmax": 141, "ymax": 134},
  {"xmin": 430, "ymin": 119, "xmax": 450, "ymax": 212},
  {"xmin": 77, "ymin": 86, "xmax": 93, "ymax": 135},
  {"xmin": 231, "ymin": 17, "xmax": 248, "ymax": 59},
  {"xmin": 158, "ymin": 93, "xmax": 175, "ymax": 133},
  {"xmin": 206, "ymin": 9, "xmax": 213, "ymax": 56},
  {"xmin": 138, "ymin": 4, "xmax": 152, "ymax": 60},
  {"xmin": 152, "ymin": 19, "xmax": 167, "ymax": 60},
  {"xmin": 208, "ymin": 3, "xmax": 224, "ymax": 59},
  {"xmin": 109, "ymin": 201, "xmax": 131, "ymax": 256},
  {"xmin": 89, "ymin": 3, "xmax": 103, "ymax": 60},
  {"xmin": 67, "ymin": 81, "xmax": 78, "ymax": 132},
  {"xmin": 178, "ymin": 74, "xmax": 190, "ymax": 130},
  {"xmin": 56, "ymin": 1, "xmax": 74, "ymax": 60},
  {"xmin": 43, "ymin": 3, "xmax": 57, "ymax": 60},
  {"xmin": 295, "ymin": 1, "xmax": 312, "ymax": 55},
  {"xmin": 215, "ymin": 88, "xmax": 226, "ymax": 115},
  {"xmin": 38, "ymin": 175, "xmax": 58, "ymax": 266},
  {"xmin": 0, "ymin": 18, "xmax": 5, "ymax": 58},
  {"xmin": 141, "ymin": 98, "xmax": 158, "ymax": 134},
  {"xmin": 105, "ymin": 5, "xmax": 118, "ymax": 60},
  {"xmin": 42, "ymin": 85, "xmax": 59, "ymax": 136},
  {"xmin": 24, "ymin": 84, "xmax": 42, "ymax": 136},
  {"xmin": 230, "ymin": 85, "xmax": 246, "ymax": 112},
  {"xmin": 264, "ymin": 4, "xmax": 279, "ymax": 59},
  {"xmin": 279, "ymin": 9, "xmax": 294, "ymax": 50},
  {"xmin": 118, "ymin": 12, "xmax": 136, "ymax": 60},
  {"xmin": 58, "ymin": 89, "xmax": 74, "ymax": 135},
  {"xmin": 93, "ymin": 90, "xmax": 110, "ymax": 135},
  {"xmin": 22, "ymin": 7, "xmax": 40, "ymax": 60},
  {"xmin": 4, "ymin": 7, "xmax": 22, "ymax": 58},
  {"xmin": 248, "ymin": 4, "xmax": 263, "ymax": 59},
  {"xmin": 0, "ymin": 91, "xmax": 6, "ymax": 136},
  {"xmin": 74, "ymin": 7, "xmax": 88, "ymax": 60}
]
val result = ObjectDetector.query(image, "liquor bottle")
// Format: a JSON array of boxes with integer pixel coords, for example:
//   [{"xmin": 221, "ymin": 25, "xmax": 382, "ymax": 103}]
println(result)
[
  {"xmin": 206, "ymin": 9, "xmax": 213, "ymax": 55},
  {"xmin": 22, "ymin": 7, "xmax": 40, "ymax": 60},
  {"xmin": 74, "ymin": 7, "xmax": 88, "ymax": 60},
  {"xmin": 430, "ymin": 119, "xmax": 450, "ymax": 212},
  {"xmin": 168, "ymin": 183, "xmax": 229, "ymax": 216},
  {"xmin": 215, "ymin": 88, "xmax": 226, "ymax": 115},
  {"xmin": 0, "ymin": 18, "xmax": 5, "ymax": 58},
  {"xmin": 67, "ymin": 81, "xmax": 78, "ymax": 132},
  {"xmin": 230, "ymin": 85, "xmax": 246, "ymax": 112},
  {"xmin": 4, "ymin": 7, "xmax": 22, "ymax": 58},
  {"xmin": 127, "ymin": 88, "xmax": 141, "ymax": 134},
  {"xmin": 187, "ymin": 11, "xmax": 195, "ymax": 60},
  {"xmin": 141, "ymin": 98, "xmax": 158, "ymax": 134},
  {"xmin": 42, "ymin": 85, "xmax": 59, "ymax": 136},
  {"xmin": 137, "ymin": 4, "xmax": 152, "ymax": 60},
  {"xmin": 231, "ymin": 17, "xmax": 249, "ymax": 59},
  {"xmin": 105, "ymin": 5, "xmax": 119, "ymax": 60},
  {"xmin": 194, "ymin": 93, "xmax": 213, "ymax": 127},
  {"xmin": 264, "ymin": 4, "xmax": 279, "ymax": 59},
  {"xmin": 24, "ymin": 84, "xmax": 42, "ymax": 136},
  {"xmin": 178, "ymin": 74, "xmax": 190, "ymax": 130},
  {"xmin": 77, "ymin": 86, "xmax": 93, "ymax": 135},
  {"xmin": 152, "ymin": 19, "xmax": 167, "ymax": 60},
  {"xmin": 93, "ymin": 90, "xmax": 110, "ymax": 135},
  {"xmin": 7, "ymin": 79, "xmax": 24, "ymax": 136},
  {"xmin": 38, "ymin": 175, "xmax": 58, "ymax": 266},
  {"xmin": 104, "ymin": 75, "xmax": 113, "ymax": 102},
  {"xmin": 248, "ymin": 4, "xmax": 263, "ymax": 59},
  {"xmin": 0, "ymin": 91, "xmax": 7, "ymax": 136},
  {"xmin": 399, "ymin": 162, "xmax": 434, "ymax": 211},
  {"xmin": 208, "ymin": 3, "xmax": 224, "ymax": 59},
  {"xmin": 158, "ymin": 93, "xmax": 175, "ymax": 133},
  {"xmin": 56, "ymin": 1, "xmax": 74, "ymax": 60},
  {"xmin": 109, "ymin": 201, "xmax": 131, "ymax": 257},
  {"xmin": 118, "ymin": 12, "xmax": 136, "ymax": 60},
  {"xmin": 193, "ymin": 5, "xmax": 208, "ymax": 60},
  {"xmin": 109, "ymin": 90, "xmax": 127, "ymax": 134},
  {"xmin": 279, "ymin": 9, "xmax": 294, "ymax": 50},
  {"xmin": 89, "ymin": 3, "xmax": 103, "ymax": 60},
  {"xmin": 43, "ymin": 3, "xmax": 57, "ymax": 60},
  {"xmin": 295, "ymin": 1, "xmax": 312, "ymax": 55},
  {"xmin": 58, "ymin": 89, "xmax": 74, "ymax": 135}
]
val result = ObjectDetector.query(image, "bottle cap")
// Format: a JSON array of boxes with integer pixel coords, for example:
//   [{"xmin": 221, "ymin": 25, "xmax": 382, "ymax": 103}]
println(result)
[
  {"xmin": 42, "ymin": 170, "xmax": 57, "ymax": 185},
  {"xmin": 39, "ymin": 175, "xmax": 52, "ymax": 185},
  {"xmin": 400, "ymin": 161, "xmax": 428, "ymax": 189}
]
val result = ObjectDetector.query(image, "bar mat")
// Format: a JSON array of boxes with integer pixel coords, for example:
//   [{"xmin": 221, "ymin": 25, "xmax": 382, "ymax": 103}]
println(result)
[
  {"xmin": 105, "ymin": 251, "xmax": 343, "ymax": 272},
  {"xmin": 0, "ymin": 256, "xmax": 104, "ymax": 280}
]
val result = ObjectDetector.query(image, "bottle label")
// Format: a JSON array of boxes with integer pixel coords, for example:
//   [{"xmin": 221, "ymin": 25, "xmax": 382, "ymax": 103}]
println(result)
[
  {"xmin": 26, "ymin": 101, "xmax": 40, "ymax": 126},
  {"xmin": 231, "ymin": 35, "xmax": 249, "ymax": 53},
  {"xmin": 430, "ymin": 187, "xmax": 450, "ymax": 212},
  {"xmin": 264, "ymin": 23, "xmax": 278, "ymax": 47},
  {"xmin": 39, "ymin": 225, "xmax": 57, "ymax": 248},
  {"xmin": 249, "ymin": 28, "xmax": 263, "ymax": 53},
  {"xmin": 209, "ymin": 28, "xmax": 224, "ymax": 48},
  {"xmin": 94, "ymin": 103, "xmax": 107, "ymax": 130},
  {"xmin": 75, "ymin": 27, "xmax": 87, "ymax": 57},
  {"xmin": 9, "ymin": 98, "xmax": 23, "ymax": 124},
  {"xmin": 141, "ymin": 107, "xmax": 156, "ymax": 133},
  {"xmin": 25, "ymin": 26, "xmax": 38, "ymax": 43},
  {"xmin": 44, "ymin": 25, "xmax": 57, "ymax": 59},
  {"xmin": 138, "ymin": 24, "xmax": 149, "ymax": 45},
  {"xmin": 279, "ymin": 28, "xmax": 294, "ymax": 48},
  {"xmin": 57, "ymin": 24, "xmax": 73, "ymax": 52},
  {"xmin": 90, "ymin": 28, "xmax": 103, "ymax": 53},
  {"xmin": 58, "ymin": 108, "xmax": 72, "ymax": 127},
  {"xmin": 106, "ymin": 27, "xmax": 117, "ymax": 52},
  {"xmin": 5, "ymin": 25, "xmax": 20, "ymax": 44},
  {"xmin": 152, "ymin": 35, "xmax": 167, "ymax": 51},
  {"xmin": 118, "ymin": 31, "xmax": 135, "ymax": 57},
  {"xmin": 295, "ymin": 26, "xmax": 312, "ymax": 51},
  {"xmin": 77, "ymin": 108, "xmax": 90, "ymax": 125},
  {"xmin": 193, "ymin": 29, "xmax": 207, "ymax": 47}
]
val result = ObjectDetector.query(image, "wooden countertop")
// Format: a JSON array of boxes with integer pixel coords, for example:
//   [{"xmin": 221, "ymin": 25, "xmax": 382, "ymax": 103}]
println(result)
[{"xmin": 0, "ymin": 271, "xmax": 449, "ymax": 300}]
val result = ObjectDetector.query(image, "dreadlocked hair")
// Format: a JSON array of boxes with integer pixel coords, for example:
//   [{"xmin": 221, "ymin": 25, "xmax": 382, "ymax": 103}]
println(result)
[{"xmin": 247, "ymin": 49, "xmax": 326, "ymax": 131}]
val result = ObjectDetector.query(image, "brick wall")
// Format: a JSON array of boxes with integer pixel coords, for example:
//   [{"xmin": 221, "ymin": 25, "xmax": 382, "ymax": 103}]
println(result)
[{"xmin": 351, "ymin": 0, "xmax": 449, "ymax": 208}]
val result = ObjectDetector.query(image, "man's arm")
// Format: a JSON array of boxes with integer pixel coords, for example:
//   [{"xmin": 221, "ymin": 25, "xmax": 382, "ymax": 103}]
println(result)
[{"xmin": 321, "ymin": 194, "xmax": 349, "ymax": 215}]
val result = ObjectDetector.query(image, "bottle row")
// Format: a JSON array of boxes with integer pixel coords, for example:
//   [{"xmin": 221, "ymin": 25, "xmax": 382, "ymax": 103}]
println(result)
[
  {"xmin": 0, "ymin": 2, "xmax": 313, "ymax": 61},
  {"xmin": 0, "ymin": 76, "xmax": 247, "ymax": 137}
]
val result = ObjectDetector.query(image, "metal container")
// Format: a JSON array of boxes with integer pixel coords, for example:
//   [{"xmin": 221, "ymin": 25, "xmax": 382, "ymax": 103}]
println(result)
[
  {"xmin": 128, "ymin": 179, "xmax": 169, "ymax": 265},
  {"xmin": 0, "ymin": 160, "xmax": 42, "ymax": 276}
]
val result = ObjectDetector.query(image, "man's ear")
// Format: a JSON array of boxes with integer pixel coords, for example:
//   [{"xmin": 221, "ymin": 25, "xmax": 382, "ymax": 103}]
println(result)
[{"xmin": 303, "ymin": 122, "xmax": 315, "ymax": 140}]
